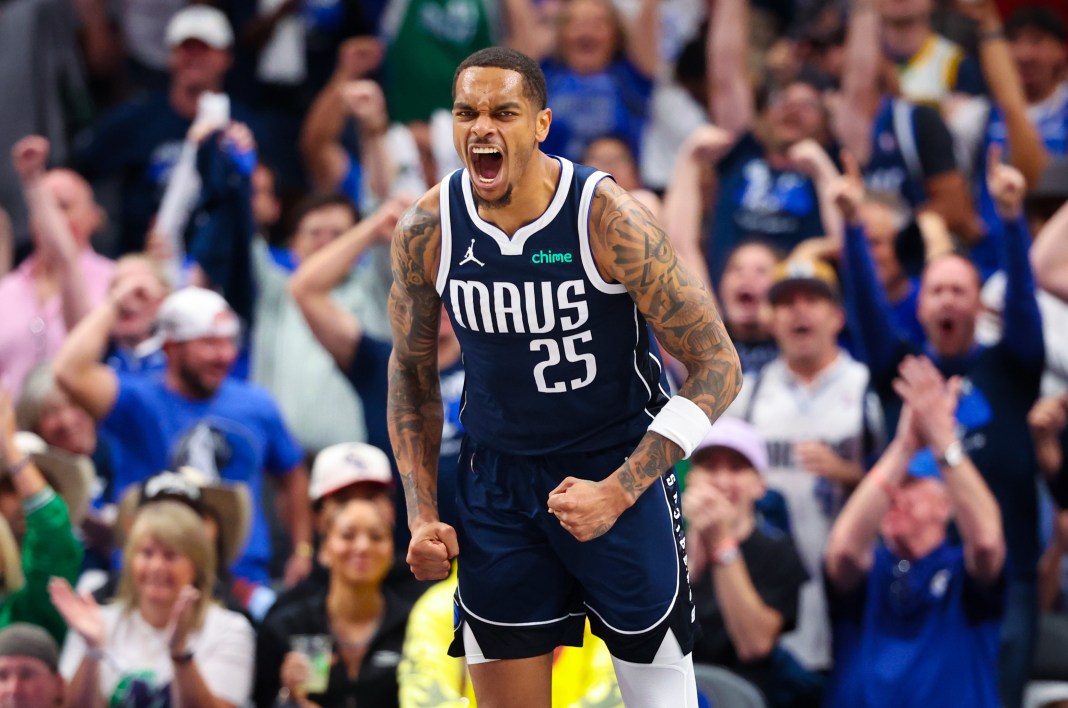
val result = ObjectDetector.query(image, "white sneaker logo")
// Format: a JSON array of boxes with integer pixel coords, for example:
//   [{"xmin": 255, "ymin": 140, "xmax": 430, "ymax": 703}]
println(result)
[{"xmin": 459, "ymin": 239, "xmax": 485, "ymax": 267}]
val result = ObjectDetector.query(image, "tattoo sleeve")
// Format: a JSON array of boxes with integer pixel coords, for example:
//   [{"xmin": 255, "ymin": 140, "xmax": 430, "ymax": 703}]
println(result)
[
  {"xmin": 590, "ymin": 179, "xmax": 743, "ymax": 503},
  {"xmin": 387, "ymin": 195, "xmax": 446, "ymax": 527}
]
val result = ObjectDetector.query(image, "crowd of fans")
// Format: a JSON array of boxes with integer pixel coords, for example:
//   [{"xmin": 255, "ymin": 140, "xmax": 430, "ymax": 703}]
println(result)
[{"xmin": 0, "ymin": 0, "xmax": 1067, "ymax": 705}]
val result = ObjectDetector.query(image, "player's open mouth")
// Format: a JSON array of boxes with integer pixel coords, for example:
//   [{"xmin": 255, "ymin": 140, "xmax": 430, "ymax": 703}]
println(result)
[{"xmin": 471, "ymin": 146, "xmax": 504, "ymax": 185}]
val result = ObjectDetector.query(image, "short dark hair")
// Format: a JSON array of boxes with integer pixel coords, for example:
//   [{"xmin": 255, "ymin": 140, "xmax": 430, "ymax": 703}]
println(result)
[
  {"xmin": 286, "ymin": 193, "xmax": 359, "ymax": 238},
  {"xmin": 453, "ymin": 47, "xmax": 548, "ymax": 110},
  {"xmin": 1006, "ymin": 6, "xmax": 1067, "ymax": 43}
]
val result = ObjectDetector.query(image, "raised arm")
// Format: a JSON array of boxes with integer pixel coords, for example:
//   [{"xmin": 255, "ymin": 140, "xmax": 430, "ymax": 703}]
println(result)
[
  {"xmin": 960, "ymin": 0, "xmax": 1048, "ymax": 187},
  {"xmin": 1031, "ymin": 199, "xmax": 1068, "ymax": 302},
  {"xmin": 834, "ymin": 0, "xmax": 882, "ymax": 164},
  {"xmin": 290, "ymin": 199, "xmax": 404, "ymax": 370},
  {"xmin": 549, "ymin": 180, "xmax": 741, "ymax": 542},
  {"xmin": 833, "ymin": 152, "xmax": 908, "ymax": 379},
  {"xmin": 300, "ymin": 38, "xmax": 384, "ymax": 192},
  {"xmin": 824, "ymin": 428, "xmax": 913, "ymax": 593},
  {"xmin": 988, "ymin": 146, "xmax": 1043, "ymax": 367},
  {"xmin": 387, "ymin": 191, "xmax": 456, "ymax": 580},
  {"xmin": 12, "ymin": 137, "xmax": 94, "ymax": 330},
  {"xmin": 53, "ymin": 271, "xmax": 163, "ymax": 419},
  {"xmin": 707, "ymin": 0, "xmax": 754, "ymax": 136},
  {"xmin": 893, "ymin": 356, "xmax": 1005, "ymax": 582},
  {"xmin": 623, "ymin": 0, "xmax": 661, "ymax": 79},
  {"xmin": 662, "ymin": 125, "xmax": 736, "ymax": 294}
]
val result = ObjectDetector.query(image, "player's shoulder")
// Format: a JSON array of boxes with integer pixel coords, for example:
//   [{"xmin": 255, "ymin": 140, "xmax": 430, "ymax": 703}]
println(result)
[{"xmin": 398, "ymin": 183, "xmax": 445, "ymax": 235}]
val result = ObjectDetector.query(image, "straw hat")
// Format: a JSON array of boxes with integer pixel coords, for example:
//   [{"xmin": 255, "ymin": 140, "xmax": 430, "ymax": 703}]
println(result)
[
  {"xmin": 116, "ymin": 467, "xmax": 252, "ymax": 568},
  {"xmin": 10, "ymin": 432, "xmax": 94, "ymax": 527}
]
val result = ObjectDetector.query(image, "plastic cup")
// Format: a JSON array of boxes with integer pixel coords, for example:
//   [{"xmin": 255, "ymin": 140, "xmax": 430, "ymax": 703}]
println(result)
[{"xmin": 290, "ymin": 634, "xmax": 332, "ymax": 694}]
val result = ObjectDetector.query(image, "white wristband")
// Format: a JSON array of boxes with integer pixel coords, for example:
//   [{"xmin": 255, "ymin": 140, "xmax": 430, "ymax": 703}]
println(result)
[{"xmin": 647, "ymin": 396, "xmax": 712, "ymax": 459}]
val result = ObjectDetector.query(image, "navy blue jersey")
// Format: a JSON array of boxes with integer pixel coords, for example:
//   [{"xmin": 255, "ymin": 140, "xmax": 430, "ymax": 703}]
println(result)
[{"xmin": 436, "ymin": 158, "xmax": 669, "ymax": 455}]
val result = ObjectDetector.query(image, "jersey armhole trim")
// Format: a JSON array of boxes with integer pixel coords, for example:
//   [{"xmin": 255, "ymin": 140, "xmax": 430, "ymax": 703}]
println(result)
[
  {"xmin": 436, "ymin": 172, "xmax": 457, "ymax": 295},
  {"xmin": 578, "ymin": 173, "xmax": 628, "ymax": 295}
]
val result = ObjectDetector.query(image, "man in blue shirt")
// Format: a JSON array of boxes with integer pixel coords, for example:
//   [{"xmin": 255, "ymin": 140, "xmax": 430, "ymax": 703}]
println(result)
[
  {"xmin": 71, "ymin": 6, "xmax": 258, "ymax": 256},
  {"xmin": 53, "ymin": 284, "xmax": 313, "ymax": 588},
  {"xmin": 824, "ymin": 355, "xmax": 1005, "ymax": 708}
]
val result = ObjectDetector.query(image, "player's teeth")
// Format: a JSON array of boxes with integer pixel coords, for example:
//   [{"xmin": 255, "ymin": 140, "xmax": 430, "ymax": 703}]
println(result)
[
  {"xmin": 479, "ymin": 177, "xmax": 494, "ymax": 183},
  {"xmin": 472, "ymin": 147, "xmax": 500, "ymax": 154}
]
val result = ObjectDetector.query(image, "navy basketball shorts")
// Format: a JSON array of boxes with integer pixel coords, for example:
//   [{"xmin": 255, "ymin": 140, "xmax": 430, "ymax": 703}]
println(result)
[{"xmin": 447, "ymin": 436, "xmax": 697, "ymax": 665}]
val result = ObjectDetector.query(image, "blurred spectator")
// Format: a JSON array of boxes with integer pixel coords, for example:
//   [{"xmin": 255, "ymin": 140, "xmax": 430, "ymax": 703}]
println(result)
[
  {"xmin": 53, "ymin": 286, "xmax": 313, "ymax": 588},
  {"xmin": 229, "ymin": 1, "xmax": 377, "ymax": 195},
  {"xmin": 71, "ymin": 6, "xmax": 257, "ymax": 256},
  {"xmin": 98, "ymin": 468, "xmax": 253, "ymax": 616},
  {"xmin": 845, "ymin": 151, "xmax": 1043, "ymax": 708},
  {"xmin": 952, "ymin": 0, "xmax": 1055, "ymax": 278},
  {"xmin": 581, "ymin": 135, "xmax": 662, "ymax": 220},
  {"xmin": 833, "ymin": 153, "xmax": 931, "ymax": 351},
  {"xmin": 520, "ymin": 0, "xmax": 660, "ymax": 162},
  {"xmin": 0, "ymin": 137, "xmax": 113, "ymax": 398},
  {"xmin": 16, "ymin": 363, "xmax": 116, "ymax": 562},
  {"xmin": 719, "ymin": 242, "xmax": 781, "ymax": 374},
  {"xmin": 0, "ymin": 0, "xmax": 89, "ymax": 252},
  {"xmin": 398, "ymin": 565, "xmax": 624, "ymax": 708},
  {"xmin": 726, "ymin": 257, "xmax": 883, "ymax": 672},
  {"xmin": 824, "ymin": 356, "xmax": 1005, "ymax": 708},
  {"xmin": 876, "ymin": 0, "xmax": 983, "ymax": 107},
  {"xmin": 703, "ymin": 0, "xmax": 839, "ymax": 284},
  {"xmin": 100, "ymin": 256, "xmax": 170, "ymax": 375},
  {"xmin": 255, "ymin": 497, "xmax": 412, "ymax": 708},
  {"xmin": 683, "ymin": 417, "xmax": 816, "ymax": 707},
  {"xmin": 833, "ymin": 0, "xmax": 981, "ymax": 250},
  {"xmin": 290, "ymin": 197, "xmax": 466, "ymax": 537},
  {"xmin": 980, "ymin": 184, "xmax": 1068, "ymax": 396},
  {"xmin": 0, "ymin": 623, "xmax": 65, "ymax": 708},
  {"xmin": 272, "ymin": 441, "xmax": 429, "ymax": 619},
  {"xmin": 302, "ymin": 72, "xmax": 427, "ymax": 209},
  {"xmin": 0, "ymin": 390, "xmax": 85, "ymax": 646},
  {"xmin": 52, "ymin": 500, "xmax": 256, "ymax": 707},
  {"xmin": 251, "ymin": 193, "xmax": 367, "ymax": 455},
  {"xmin": 379, "ymin": 0, "xmax": 497, "ymax": 126}
]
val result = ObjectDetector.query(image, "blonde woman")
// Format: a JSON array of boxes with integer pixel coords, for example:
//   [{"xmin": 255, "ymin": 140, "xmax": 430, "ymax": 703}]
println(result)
[{"xmin": 51, "ymin": 501, "xmax": 254, "ymax": 707}]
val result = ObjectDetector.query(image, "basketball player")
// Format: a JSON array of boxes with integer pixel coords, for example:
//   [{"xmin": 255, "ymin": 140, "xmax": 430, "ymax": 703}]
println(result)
[{"xmin": 387, "ymin": 47, "xmax": 742, "ymax": 708}]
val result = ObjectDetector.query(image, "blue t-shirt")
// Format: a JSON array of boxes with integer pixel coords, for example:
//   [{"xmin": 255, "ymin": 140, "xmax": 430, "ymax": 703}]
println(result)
[
  {"xmin": 101, "ymin": 373, "xmax": 303, "ymax": 583},
  {"xmin": 540, "ymin": 57, "xmax": 653, "ymax": 162},
  {"xmin": 706, "ymin": 134, "xmax": 826, "ymax": 285},
  {"xmin": 825, "ymin": 542, "xmax": 1003, "ymax": 708}
]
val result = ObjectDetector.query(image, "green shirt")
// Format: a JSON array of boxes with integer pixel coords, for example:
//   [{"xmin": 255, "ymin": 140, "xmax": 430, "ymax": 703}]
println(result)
[{"xmin": 0, "ymin": 489, "xmax": 84, "ymax": 645}]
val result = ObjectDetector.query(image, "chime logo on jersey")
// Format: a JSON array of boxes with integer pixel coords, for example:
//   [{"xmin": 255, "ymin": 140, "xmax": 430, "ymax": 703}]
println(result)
[
  {"xmin": 448, "ymin": 278, "xmax": 589, "ymax": 334},
  {"xmin": 531, "ymin": 249, "xmax": 573, "ymax": 264}
]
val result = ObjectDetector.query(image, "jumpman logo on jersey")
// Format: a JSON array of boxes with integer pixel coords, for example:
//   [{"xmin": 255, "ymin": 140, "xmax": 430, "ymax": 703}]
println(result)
[{"xmin": 459, "ymin": 239, "xmax": 485, "ymax": 267}]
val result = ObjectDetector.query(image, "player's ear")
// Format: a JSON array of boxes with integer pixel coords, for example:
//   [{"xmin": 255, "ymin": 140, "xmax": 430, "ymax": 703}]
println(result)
[{"xmin": 535, "ymin": 108, "xmax": 552, "ymax": 143}]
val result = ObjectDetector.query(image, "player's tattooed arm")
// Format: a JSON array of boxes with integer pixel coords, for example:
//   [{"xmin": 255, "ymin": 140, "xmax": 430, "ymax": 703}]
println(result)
[
  {"xmin": 387, "ymin": 191, "xmax": 446, "ymax": 527},
  {"xmin": 591, "ymin": 178, "xmax": 742, "ymax": 503}
]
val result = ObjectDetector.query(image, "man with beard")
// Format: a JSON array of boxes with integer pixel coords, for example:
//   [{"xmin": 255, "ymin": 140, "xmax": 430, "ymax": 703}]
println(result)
[
  {"xmin": 52, "ymin": 284, "xmax": 313, "ymax": 590},
  {"xmin": 388, "ymin": 47, "xmax": 741, "ymax": 708},
  {"xmin": 841, "ymin": 148, "xmax": 1044, "ymax": 708}
]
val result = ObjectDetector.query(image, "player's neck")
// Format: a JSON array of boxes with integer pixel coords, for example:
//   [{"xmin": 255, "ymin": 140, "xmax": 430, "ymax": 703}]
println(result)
[{"xmin": 476, "ymin": 152, "xmax": 561, "ymax": 237}]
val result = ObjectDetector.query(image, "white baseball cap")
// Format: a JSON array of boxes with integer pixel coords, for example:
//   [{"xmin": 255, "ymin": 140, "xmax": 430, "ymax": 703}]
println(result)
[
  {"xmin": 157, "ymin": 287, "xmax": 240, "ymax": 342},
  {"xmin": 310, "ymin": 442, "xmax": 393, "ymax": 502},
  {"xmin": 165, "ymin": 6, "xmax": 234, "ymax": 50}
]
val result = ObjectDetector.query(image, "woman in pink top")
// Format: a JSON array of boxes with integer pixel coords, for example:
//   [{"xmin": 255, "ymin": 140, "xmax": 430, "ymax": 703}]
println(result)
[{"xmin": 0, "ymin": 136, "xmax": 114, "ymax": 395}]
